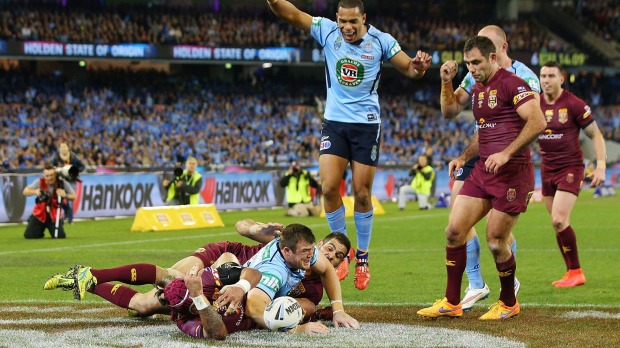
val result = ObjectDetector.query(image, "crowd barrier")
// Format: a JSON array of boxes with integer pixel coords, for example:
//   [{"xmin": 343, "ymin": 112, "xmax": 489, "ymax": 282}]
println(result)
[{"xmin": 0, "ymin": 167, "xmax": 615, "ymax": 223}]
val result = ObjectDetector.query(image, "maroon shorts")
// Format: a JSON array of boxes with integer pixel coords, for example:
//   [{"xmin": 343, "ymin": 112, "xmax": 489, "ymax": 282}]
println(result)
[
  {"xmin": 191, "ymin": 241, "xmax": 264, "ymax": 267},
  {"xmin": 460, "ymin": 161, "xmax": 535, "ymax": 214},
  {"xmin": 541, "ymin": 164, "xmax": 584, "ymax": 197}
]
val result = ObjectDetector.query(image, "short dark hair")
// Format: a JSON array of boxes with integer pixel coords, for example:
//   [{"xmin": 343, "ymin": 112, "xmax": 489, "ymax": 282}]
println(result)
[
  {"xmin": 322, "ymin": 232, "xmax": 351, "ymax": 253},
  {"xmin": 464, "ymin": 35, "xmax": 497, "ymax": 60},
  {"xmin": 338, "ymin": 0, "xmax": 364, "ymax": 14},
  {"xmin": 279, "ymin": 223, "xmax": 315, "ymax": 252},
  {"xmin": 542, "ymin": 60, "xmax": 565, "ymax": 74},
  {"xmin": 43, "ymin": 163, "xmax": 55, "ymax": 171}
]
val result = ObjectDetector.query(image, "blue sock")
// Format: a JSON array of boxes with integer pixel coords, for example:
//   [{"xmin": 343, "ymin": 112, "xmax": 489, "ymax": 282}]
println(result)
[
  {"xmin": 510, "ymin": 238, "xmax": 517, "ymax": 259},
  {"xmin": 325, "ymin": 205, "xmax": 346, "ymax": 235},
  {"xmin": 465, "ymin": 235, "xmax": 485, "ymax": 289},
  {"xmin": 356, "ymin": 249, "xmax": 369, "ymax": 265},
  {"xmin": 354, "ymin": 209, "xmax": 373, "ymax": 252}
]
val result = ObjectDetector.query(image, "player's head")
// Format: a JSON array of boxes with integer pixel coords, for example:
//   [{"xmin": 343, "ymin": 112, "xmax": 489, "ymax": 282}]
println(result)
[
  {"xmin": 540, "ymin": 61, "xmax": 565, "ymax": 96},
  {"xmin": 279, "ymin": 223, "xmax": 316, "ymax": 270},
  {"xmin": 336, "ymin": 0, "xmax": 366, "ymax": 43},
  {"xmin": 478, "ymin": 25, "xmax": 508, "ymax": 57},
  {"xmin": 463, "ymin": 35, "xmax": 498, "ymax": 85},
  {"xmin": 317, "ymin": 232, "xmax": 351, "ymax": 268}
]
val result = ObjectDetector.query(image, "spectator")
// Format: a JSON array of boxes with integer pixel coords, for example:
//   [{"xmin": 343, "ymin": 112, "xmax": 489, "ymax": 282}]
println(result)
[
  {"xmin": 162, "ymin": 157, "xmax": 202, "ymax": 205},
  {"xmin": 279, "ymin": 161, "xmax": 321, "ymax": 217},
  {"xmin": 50, "ymin": 142, "xmax": 85, "ymax": 224},
  {"xmin": 398, "ymin": 155, "xmax": 436, "ymax": 210}
]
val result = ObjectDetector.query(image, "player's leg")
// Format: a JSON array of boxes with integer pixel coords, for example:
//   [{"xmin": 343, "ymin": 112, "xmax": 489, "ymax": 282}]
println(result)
[
  {"xmin": 479, "ymin": 209, "xmax": 521, "ymax": 320},
  {"xmin": 351, "ymin": 160, "xmax": 376, "ymax": 290},
  {"xmin": 319, "ymin": 154, "xmax": 349, "ymax": 233},
  {"xmin": 418, "ymin": 194, "xmax": 490, "ymax": 318},
  {"xmin": 549, "ymin": 190, "xmax": 584, "ymax": 287},
  {"xmin": 543, "ymin": 194, "xmax": 569, "ymax": 283}
]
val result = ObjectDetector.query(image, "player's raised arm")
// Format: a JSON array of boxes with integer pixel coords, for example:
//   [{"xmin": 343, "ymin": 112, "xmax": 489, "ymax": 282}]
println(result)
[
  {"xmin": 267, "ymin": 0, "xmax": 313, "ymax": 32},
  {"xmin": 439, "ymin": 60, "xmax": 470, "ymax": 119},
  {"xmin": 390, "ymin": 50, "xmax": 431, "ymax": 79}
]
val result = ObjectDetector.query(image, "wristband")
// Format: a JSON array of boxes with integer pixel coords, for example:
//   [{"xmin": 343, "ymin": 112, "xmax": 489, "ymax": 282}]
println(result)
[
  {"xmin": 596, "ymin": 160, "xmax": 606, "ymax": 170},
  {"xmin": 330, "ymin": 300, "xmax": 342, "ymax": 304},
  {"xmin": 237, "ymin": 279, "xmax": 251, "ymax": 294},
  {"xmin": 191, "ymin": 295, "xmax": 209, "ymax": 311},
  {"xmin": 332, "ymin": 310, "xmax": 344, "ymax": 315}
]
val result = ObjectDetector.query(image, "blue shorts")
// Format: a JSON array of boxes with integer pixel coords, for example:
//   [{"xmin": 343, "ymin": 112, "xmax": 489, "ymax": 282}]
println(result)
[
  {"xmin": 454, "ymin": 156, "xmax": 480, "ymax": 181},
  {"xmin": 319, "ymin": 120, "xmax": 381, "ymax": 167}
]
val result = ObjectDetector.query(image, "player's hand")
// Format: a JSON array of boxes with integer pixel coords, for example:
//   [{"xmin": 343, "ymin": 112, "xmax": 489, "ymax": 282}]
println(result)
[
  {"xmin": 184, "ymin": 263, "xmax": 204, "ymax": 297},
  {"xmin": 296, "ymin": 322, "xmax": 329, "ymax": 334},
  {"xmin": 588, "ymin": 167, "xmax": 606, "ymax": 187},
  {"xmin": 214, "ymin": 283, "xmax": 245, "ymax": 316},
  {"xmin": 448, "ymin": 158, "xmax": 465, "ymax": 180},
  {"xmin": 249, "ymin": 222, "xmax": 284, "ymax": 236},
  {"xmin": 410, "ymin": 50, "xmax": 431, "ymax": 75},
  {"xmin": 440, "ymin": 60, "xmax": 458, "ymax": 82},
  {"xmin": 332, "ymin": 310, "xmax": 360, "ymax": 329},
  {"xmin": 485, "ymin": 152, "xmax": 510, "ymax": 174}
]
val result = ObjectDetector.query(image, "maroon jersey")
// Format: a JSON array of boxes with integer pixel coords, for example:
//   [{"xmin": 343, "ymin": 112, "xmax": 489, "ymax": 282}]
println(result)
[
  {"xmin": 287, "ymin": 271, "xmax": 324, "ymax": 305},
  {"xmin": 193, "ymin": 241, "xmax": 264, "ymax": 266},
  {"xmin": 539, "ymin": 90, "xmax": 594, "ymax": 168},
  {"xmin": 471, "ymin": 68, "xmax": 537, "ymax": 164},
  {"xmin": 171, "ymin": 268, "xmax": 257, "ymax": 338}
]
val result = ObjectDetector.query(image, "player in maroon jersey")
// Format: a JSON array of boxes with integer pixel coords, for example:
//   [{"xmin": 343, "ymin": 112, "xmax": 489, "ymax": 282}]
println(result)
[
  {"xmin": 418, "ymin": 35, "xmax": 546, "ymax": 320},
  {"xmin": 538, "ymin": 61, "xmax": 607, "ymax": 288}
]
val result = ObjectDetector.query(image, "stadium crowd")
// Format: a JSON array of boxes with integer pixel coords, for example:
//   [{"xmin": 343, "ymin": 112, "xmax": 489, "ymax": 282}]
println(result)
[
  {"xmin": 0, "ymin": 65, "xmax": 618, "ymax": 172},
  {"xmin": 0, "ymin": 1, "xmax": 576, "ymax": 53}
]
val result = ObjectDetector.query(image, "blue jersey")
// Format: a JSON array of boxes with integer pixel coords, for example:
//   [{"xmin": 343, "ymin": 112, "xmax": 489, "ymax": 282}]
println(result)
[
  {"xmin": 243, "ymin": 238, "xmax": 318, "ymax": 299},
  {"xmin": 310, "ymin": 17, "xmax": 401, "ymax": 124},
  {"xmin": 459, "ymin": 59, "xmax": 541, "ymax": 95}
]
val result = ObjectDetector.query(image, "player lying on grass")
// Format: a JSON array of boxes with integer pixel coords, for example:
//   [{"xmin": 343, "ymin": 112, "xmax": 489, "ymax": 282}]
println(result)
[{"xmin": 44, "ymin": 220, "xmax": 358, "ymax": 331}]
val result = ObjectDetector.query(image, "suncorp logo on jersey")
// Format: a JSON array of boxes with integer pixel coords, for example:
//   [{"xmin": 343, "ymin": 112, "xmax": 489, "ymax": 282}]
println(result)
[
  {"xmin": 336, "ymin": 58, "xmax": 364, "ymax": 87},
  {"xmin": 538, "ymin": 129, "xmax": 564, "ymax": 140}
]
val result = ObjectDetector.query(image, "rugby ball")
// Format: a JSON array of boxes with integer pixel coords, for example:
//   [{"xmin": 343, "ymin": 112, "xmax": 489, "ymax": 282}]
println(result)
[{"xmin": 263, "ymin": 296, "xmax": 303, "ymax": 332}]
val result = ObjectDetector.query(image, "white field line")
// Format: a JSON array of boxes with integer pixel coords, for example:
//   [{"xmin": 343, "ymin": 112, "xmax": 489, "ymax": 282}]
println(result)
[{"xmin": 2, "ymin": 299, "xmax": 618, "ymax": 309}]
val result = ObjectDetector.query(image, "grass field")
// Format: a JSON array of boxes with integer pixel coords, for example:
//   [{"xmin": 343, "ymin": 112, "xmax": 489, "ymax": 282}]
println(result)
[{"xmin": 1, "ymin": 191, "xmax": 619, "ymax": 347}]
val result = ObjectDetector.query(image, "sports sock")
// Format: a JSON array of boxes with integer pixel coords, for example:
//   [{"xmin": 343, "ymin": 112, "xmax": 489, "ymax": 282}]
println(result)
[
  {"xmin": 465, "ymin": 235, "xmax": 484, "ymax": 289},
  {"xmin": 355, "ymin": 249, "xmax": 369, "ymax": 265},
  {"xmin": 91, "ymin": 264, "xmax": 156, "ymax": 285},
  {"xmin": 510, "ymin": 238, "xmax": 517, "ymax": 259},
  {"xmin": 445, "ymin": 244, "xmax": 467, "ymax": 305},
  {"xmin": 354, "ymin": 209, "xmax": 373, "ymax": 251},
  {"xmin": 325, "ymin": 205, "xmax": 347, "ymax": 235},
  {"xmin": 555, "ymin": 233, "xmax": 570, "ymax": 270},
  {"xmin": 497, "ymin": 254, "xmax": 517, "ymax": 307},
  {"xmin": 558, "ymin": 225, "xmax": 580, "ymax": 269},
  {"xmin": 90, "ymin": 283, "xmax": 139, "ymax": 309}
]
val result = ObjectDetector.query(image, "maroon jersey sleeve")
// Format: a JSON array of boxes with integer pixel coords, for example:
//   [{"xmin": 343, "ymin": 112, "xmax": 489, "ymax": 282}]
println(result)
[
  {"xmin": 176, "ymin": 317, "xmax": 204, "ymax": 338},
  {"xmin": 193, "ymin": 242, "xmax": 264, "ymax": 267},
  {"xmin": 539, "ymin": 91, "xmax": 592, "ymax": 167},
  {"xmin": 288, "ymin": 272, "xmax": 324, "ymax": 305},
  {"xmin": 473, "ymin": 69, "xmax": 536, "ymax": 164}
]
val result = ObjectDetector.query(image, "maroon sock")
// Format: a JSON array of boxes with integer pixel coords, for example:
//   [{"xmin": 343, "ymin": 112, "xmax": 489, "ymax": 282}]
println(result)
[
  {"xmin": 91, "ymin": 263, "xmax": 157, "ymax": 285},
  {"xmin": 497, "ymin": 254, "xmax": 516, "ymax": 307},
  {"xmin": 555, "ymin": 233, "xmax": 570, "ymax": 271},
  {"xmin": 90, "ymin": 283, "xmax": 139, "ymax": 309},
  {"xmin": 558, "ymin": 226, "xmax": 580, "ymax": 269},
  {"xmin": 445, "ymin": 244, "xmax": 467, "ymax": 305}
]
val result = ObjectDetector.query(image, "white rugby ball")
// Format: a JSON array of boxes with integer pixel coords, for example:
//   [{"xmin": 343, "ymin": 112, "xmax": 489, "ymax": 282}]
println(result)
[{"xmin": 263, "ymin": 296, "xmax": 303, "ymax": 332}]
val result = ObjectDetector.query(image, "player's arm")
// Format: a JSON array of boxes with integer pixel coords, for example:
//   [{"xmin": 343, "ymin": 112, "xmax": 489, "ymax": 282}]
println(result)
[
  {"xmin": 267, "ymin": 0, "xmax": 312, "ymax": 32},
  {"xmin": 439, "ymin": 61, "xmax": 469, "ymax": 119},
  {"xmin": 448, "ymin": 132, "xmax": 479, "ymax": 179},
  {"xmin": 215, "ymin": 266, "xmax": 262, "ymax": 315},
  {"xmin": 485, "ymin": 99, "xmax": 546, "ymax": 173},
  {"xmin": 235, "ymin": 219, "xmax": 284, "ymax": 244},
  {"xmin": 184, "ymin": 264, "xmax": 227, "ymax": 340},
  {"xmin": 390, "ymin": 50, "xmax": 431, "ymax": 79},
  {"xmin": 583, "ymin": 121, "xmax": 607, "ymax": 187},
  {"xmin": 310, "ymin": 252, "xmax": 360, "ymax": 328}
]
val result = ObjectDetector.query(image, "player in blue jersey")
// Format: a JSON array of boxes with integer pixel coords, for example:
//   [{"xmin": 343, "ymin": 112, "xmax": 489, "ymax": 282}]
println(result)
[
  {"xmin": 267, "ymin": 0, "xmax": 431, "ymax": 290},
  {"xmin": 243, "ymin": 222, "xmax": 360, "ymax": 329},
  {"xmin": 439, "ymin": 25, "xmax": 541, "ymax": 310}
]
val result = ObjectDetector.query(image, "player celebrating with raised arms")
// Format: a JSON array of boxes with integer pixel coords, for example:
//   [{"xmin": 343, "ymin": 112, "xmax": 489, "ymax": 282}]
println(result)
[{"xmin": 267, "ymin": 0, "xmax": 431, "ymax": 290}]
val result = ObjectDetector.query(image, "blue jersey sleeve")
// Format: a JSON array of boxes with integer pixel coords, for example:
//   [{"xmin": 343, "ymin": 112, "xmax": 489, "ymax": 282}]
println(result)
[
  {"xmin": 310, "ymin": 16, "xmax": 336, "ymax": 47},
  {"xmin": 254, "ymin": 262, "xmax": 288, "ymax": 299},
  {"xmin": 383, "ymin": 33, "xmax": 401, "ymax": 61},
  {"xmin": 459, "ymin": 73, "xmax": 476, "ymax": 95}
]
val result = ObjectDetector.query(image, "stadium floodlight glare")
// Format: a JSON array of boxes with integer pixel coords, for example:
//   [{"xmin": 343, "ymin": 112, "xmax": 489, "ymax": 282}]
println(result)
[
  {"xmin": 224, "ymin": 63, "xmax": 232, "ymax": 69},
  {"xmin": 262, "ymin": 62, "xmax": 273, "ymax": 69},
  {"xmin": 78, "ymin": 60, "xmax": 86, "ymax": 67}
]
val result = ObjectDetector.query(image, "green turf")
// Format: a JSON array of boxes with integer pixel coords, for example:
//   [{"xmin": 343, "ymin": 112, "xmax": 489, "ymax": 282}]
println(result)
[{"xmin": 1, "ymin": 191, "xmax": 618, "ymax": 308}]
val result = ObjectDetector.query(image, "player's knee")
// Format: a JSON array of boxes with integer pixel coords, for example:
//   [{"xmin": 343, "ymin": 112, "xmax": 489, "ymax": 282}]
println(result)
[
  {"xmin": 128, "ymin": 294, "xmax": 160, "ymax": 316},
  {"xmin": 444, "ymin": 226, "xmax": 463, "ymax": 244},
  {"xmin": 551, "ymin": 217, "xmax": 568, "ymax": 232}
]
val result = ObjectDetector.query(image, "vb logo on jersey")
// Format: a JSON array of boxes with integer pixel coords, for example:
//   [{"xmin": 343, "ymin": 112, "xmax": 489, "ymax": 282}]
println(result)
[{"xmin": 337, "ymin": 58, "xmax": 364, "ymax": 87}]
